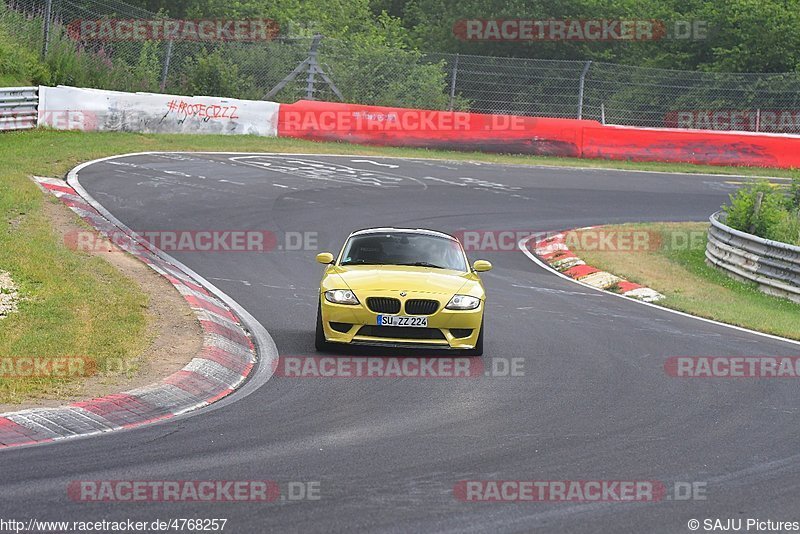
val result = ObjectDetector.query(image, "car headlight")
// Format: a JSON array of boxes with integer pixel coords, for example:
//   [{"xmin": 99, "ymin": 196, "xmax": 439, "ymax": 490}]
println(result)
[
  {"xmin": 324, "ymin": 289, "xmax": 360, "ymax": 305},
  {"xmin": 446, "ymin": 294, "xmax": 481, "ymax": 310}
]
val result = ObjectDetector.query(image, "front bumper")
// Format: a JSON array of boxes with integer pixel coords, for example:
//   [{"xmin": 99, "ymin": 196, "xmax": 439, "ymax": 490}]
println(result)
[{"xmin": 320, "ymin": 294, "xmax": 483, "ymax": 350}]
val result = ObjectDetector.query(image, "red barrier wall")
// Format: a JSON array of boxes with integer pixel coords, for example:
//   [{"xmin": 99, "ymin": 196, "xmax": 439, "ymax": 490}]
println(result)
[
  {"xmin": 278, "ymin": 100, "xmax": 800, "ymax": 169},
  {"xmin": 278, "ymin": 100, "xmax": 599, "ymax": 158},
  {"xmin": 582, "ymin": 125, "xmax": 800, "ymax": 168}
]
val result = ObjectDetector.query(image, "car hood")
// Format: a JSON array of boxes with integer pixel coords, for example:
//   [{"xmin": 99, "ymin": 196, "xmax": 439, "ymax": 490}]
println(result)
[{"xmin": 332, "ymin": 265, "xmax": 475, "ymax": 295}]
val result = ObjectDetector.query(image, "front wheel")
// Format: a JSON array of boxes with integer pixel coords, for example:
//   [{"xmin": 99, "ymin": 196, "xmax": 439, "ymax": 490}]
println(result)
[{"xmin": 314, "ymin": 302, "xmax": 329, "ymax": 352}]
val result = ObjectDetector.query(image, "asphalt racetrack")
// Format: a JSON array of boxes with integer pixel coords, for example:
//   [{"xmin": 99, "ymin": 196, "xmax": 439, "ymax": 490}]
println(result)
[{"xmin": 2, "ymin": 154, "xmax": 798, "ymax": 533}]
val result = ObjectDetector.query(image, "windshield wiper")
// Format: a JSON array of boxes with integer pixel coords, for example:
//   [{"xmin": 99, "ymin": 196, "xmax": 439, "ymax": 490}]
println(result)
[
  {"xmin": 341, "ymin": 259, "xmax": 382, "ymax": 266},
  {"xmin": 398, "ymin": 262, "xmax": 446, "ymax": 269}
]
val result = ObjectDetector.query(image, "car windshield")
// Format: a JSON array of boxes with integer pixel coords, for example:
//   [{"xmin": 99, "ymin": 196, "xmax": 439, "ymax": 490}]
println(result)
[{"xmin": 340, "ymin": 232, "xmax": 467, "ymax": 271}]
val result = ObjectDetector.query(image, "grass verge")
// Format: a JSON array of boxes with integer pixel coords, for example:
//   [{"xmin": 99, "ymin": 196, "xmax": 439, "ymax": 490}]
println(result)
[
  {"xmin": 2, "ymin": 129, "xmax": 800, "ymax": 404},
  {"xmin": 576, "ymin": 222, "xmax": 800, "ymax": 341}
]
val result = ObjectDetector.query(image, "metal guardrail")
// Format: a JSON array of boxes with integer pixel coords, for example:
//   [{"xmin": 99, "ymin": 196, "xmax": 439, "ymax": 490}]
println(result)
[
  {"xmin": 0, "ymin": 86, "xmax": 38, "ymax": 131},
  {"xmin": 706, "ymin": 211, "xmax": 800, "ymax": 303}
]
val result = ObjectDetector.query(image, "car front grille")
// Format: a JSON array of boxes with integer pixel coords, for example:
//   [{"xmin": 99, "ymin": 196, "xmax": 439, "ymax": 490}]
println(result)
[
  {"xmin": 357, "ymin": 326, "xmax": 446, "ymax": 340},
  {"xmin": 404, "ymin": 299, "xmax": 440, "ymax": 315},
  {"xmin": 366, "ymin": 297, "xmax": 401, "ymax": 314}
]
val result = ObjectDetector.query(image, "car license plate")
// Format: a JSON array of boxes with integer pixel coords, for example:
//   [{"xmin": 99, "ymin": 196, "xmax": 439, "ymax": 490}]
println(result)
[{"xmin": 376, "ymin": 315, "xmax": 428, "ymax": 327}]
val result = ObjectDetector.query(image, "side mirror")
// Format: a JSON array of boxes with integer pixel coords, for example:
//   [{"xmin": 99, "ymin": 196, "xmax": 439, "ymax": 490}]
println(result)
[
  {"xmin": 472, "ymin": 260, "xmax": 492, "ymax": 272},
  {"xmin": 316, "ymin": 252, "xmax": 334, "ymax": 264}
]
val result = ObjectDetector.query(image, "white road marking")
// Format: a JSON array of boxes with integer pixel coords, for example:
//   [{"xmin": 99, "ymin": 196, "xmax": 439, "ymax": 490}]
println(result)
[
  {"xmin": 460, "ymin": 176, "xmax": 522, "ymax": 191},
  {"xmin": 207, "ymin": 277, "xmax": 251, "ymax": 287},
  {"xmin": 228, "ymin": 155, "xmax": 428, "ymax": 189},
  {"xmin": 108, "ymin": 160, "xmax": 139, "ymax": 167},
  {"xmin": 350, "ymin": 159, "xmax": 399, "ymax": 168},
  {"xmin": 511, "ymin": 284, "xmax": 599, "ymax": 296},
  {"xmin": 422, "ymin": 176, "xmax": 467, "ymax": 187},
  {"xmin": 422, "ymin": 175, "xmax": 530, "ymax": 199},
  {"xmin": 92, "ymin": 151, "xmax": 787, "ymax": 182},
  {"xmin": 206, "ymin": 277, "xmax": 313, "ymax": 292}
]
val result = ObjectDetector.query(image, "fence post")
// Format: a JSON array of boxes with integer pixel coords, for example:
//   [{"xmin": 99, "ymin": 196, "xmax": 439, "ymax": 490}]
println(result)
[
  {"xmin": 160, "ymin": 40, "xmax": 173, "ymax": 92},
  {"xmin": 40, "ymin": 0, "xmax": 53, "ymax": 60},
  {"xmin": 448, "ymin": 53, "xmax": 460, "ymax": 111},
  {"xmin": 749, "ymin": 191, "xmax": 764, "ymax": 234},
  {"xmin": 306, "ymin": 34, "xmax": 322, "ymax": 100},
  {"xmin": 265, "ymin": 34, "xmax": 342, "ymax": 101},
  {"xmin": 600, "ymin": 102, "xmax": 605, "ymax": 125},
  {"xmin": 577, "ymin": 60, "xmax": 592, "ymax": 119}
]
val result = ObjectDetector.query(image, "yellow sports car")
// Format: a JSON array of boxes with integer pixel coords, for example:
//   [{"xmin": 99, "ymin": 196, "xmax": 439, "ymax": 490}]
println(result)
[{"xmin": 315, "ymin": 228, "xmax": 491, "ymax": 355}]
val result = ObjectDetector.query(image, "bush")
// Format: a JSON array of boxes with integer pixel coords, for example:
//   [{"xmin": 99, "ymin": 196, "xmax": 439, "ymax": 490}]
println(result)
[
  {"xmin": 723, "ymin": 179, "xmax": 800, "ymax": 245},
  {"xmin": 320, "ymin": 40, "xmax": 455, "ymax": 108},
  {"xmin": 181, "ymin": 48, "xmax": 259, "ymax": 99},
  {"xmin": 771, "ymin": 209, "xmax": 800, "ymax": 245},
  {"xmin": 0, "ymin": 37, "xmax": 50, "ymax": 85},
  {"xmin": 791, "ymin": 177, "xmax": 800, "ymax": 210},
  {"xmin": 129, "ymin": 41, "xmax": 165, "ymax": 92},
  {"xmin": 0, "ymin": 11, "xmax": 50, "ymax": 85}
]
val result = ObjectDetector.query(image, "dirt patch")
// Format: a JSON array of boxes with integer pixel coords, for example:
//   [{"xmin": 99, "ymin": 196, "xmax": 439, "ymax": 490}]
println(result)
[
  {"xmin": 0, "ymin": 271, "xmax": 19, "ymax": 318},
  {"xmin": 7, "ymin": 214, "xmax": 24, "ymax": 231},
  {"xmin": 0, "ymin": 196, "xmax": 204, "ymax": 411}
]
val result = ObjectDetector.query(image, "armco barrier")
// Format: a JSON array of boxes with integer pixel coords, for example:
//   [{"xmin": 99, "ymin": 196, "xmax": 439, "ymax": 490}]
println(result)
[
  {"xmin": 0, "ymin": 86, "xmax": 38, "ymax": 131},
  {"xmin": 278, "ymin": 100, "xmax": 599, "ymax": 157},
  {"xmin": 38, "ymin": 85, "xmax": 279, "ymax": 136},
  {"xmin": 706, "ymin": 211, "xmax": 800, "ymax": 303},
  {"xmin": 582, "ymin": 124, "xmax": 800, "ymax": 168}
]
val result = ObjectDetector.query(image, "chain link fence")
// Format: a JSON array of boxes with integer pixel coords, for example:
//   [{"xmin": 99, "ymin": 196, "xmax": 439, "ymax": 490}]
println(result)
[{"xmin": 4, "ymin": 0, "xmax": 800, "ymax": 132}]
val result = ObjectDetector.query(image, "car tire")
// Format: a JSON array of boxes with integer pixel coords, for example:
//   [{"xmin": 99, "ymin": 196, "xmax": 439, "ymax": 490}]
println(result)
[
  {"xmin": 315, "ymin": 301, "xmax": 330, "ymax": 352},
  {"xmin": 461, "ymin": 319, "xmax": 484, "ymax": 357}
]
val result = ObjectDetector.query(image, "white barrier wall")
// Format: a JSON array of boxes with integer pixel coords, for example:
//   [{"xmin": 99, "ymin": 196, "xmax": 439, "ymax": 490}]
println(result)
[{"xmin": 38, "ymin": 86, "xmax": 279, "ymax": 136}]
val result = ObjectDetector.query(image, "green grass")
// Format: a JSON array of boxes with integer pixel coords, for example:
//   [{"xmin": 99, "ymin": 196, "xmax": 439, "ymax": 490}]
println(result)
[
  {"xmin": 577, "ymin": 222, "xmax": 800, "ymax": 340},
  {"xmin": 0, "ymin": 149, "xmax": 150, "ymax": 404},
  {"xmin": 2, "ymin": 130, "xmax": 800, "ymax": 404}
]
